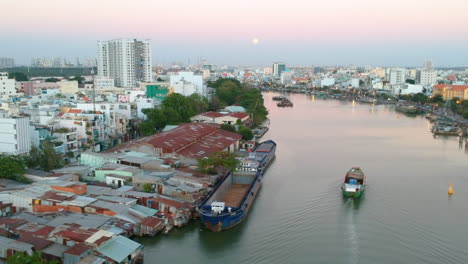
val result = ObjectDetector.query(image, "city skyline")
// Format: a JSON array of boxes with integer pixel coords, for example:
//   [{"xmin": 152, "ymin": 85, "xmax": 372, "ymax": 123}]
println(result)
[{"xmin": 2, "ymin": 0, "xmax": 468, "ymax": 66}]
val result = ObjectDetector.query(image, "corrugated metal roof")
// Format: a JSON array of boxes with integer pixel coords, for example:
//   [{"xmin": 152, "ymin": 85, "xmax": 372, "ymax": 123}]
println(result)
[
  {"xmin": 46, "ymin": 213, "xmax": 110, "ymax": 229},
  {"xmin": 0, "ymin": 236, "xmax": 34, "ymax": 252},
  {"xmin": 77, "ymin": 255, "xmax": 106, "ymax": 264},
  {"xmin": 97, "ymin": 235, "xmax": 141, "ymax": 263},
  {"xmin": 42, "ymin": 243, "xmax": 69, "ymax": 257},
  {"xmin": 61, "ymin": 196, "xmax": 96, "ymax": 207},
  {"xmin": 131, "ymin": 204, "xmax": 158, "ymax": 217}
]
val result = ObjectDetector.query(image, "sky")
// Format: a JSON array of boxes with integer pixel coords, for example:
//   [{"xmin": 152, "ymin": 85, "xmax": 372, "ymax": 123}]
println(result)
[{"xmin": 2, "ymin": 0, "xmax": 468, "ymax": 67}]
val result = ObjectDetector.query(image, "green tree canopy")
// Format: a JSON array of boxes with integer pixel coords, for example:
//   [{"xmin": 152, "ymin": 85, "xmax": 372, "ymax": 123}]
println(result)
[
  {"xmin": 429, "ymin": 94, "xmax": 444, "ymax": 104},
  {"xmin": 45, "ymin": 77, "xmax": 60, "ymax": 83},
  {"xmin": 8, "ymin": 72, "xmax": 29, "ymax": 81},
  {"xmin": 70, "ymin": 75, "xmax": 85, "ymax": 84},
  {"xmin": 0, "ymin": 154, "xmax": 27, "ymax": 180},
  {"xmin": 237, "ymin": 126, "xmax": 254, "ymax": 141},
  {"xmin": 142, "ymin": 183, "xmax": 153, "ymax": 193},
  {"xmin": 198, "ymin": 151, "xmax": 240, "ymax": 175},
  {"xmin": 220, "ymin": 123, "xmax": 236, "ymax": 133},
  {"xmin": 30, "ymin": 140, "xmax": 64, "ymax": 171},
  {"xmin": 7, "ymin": 251, "xmax": 58, "ymax": 264}
]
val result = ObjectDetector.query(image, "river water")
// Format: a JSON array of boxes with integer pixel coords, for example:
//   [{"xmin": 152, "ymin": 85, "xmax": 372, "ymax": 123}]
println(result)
[{"xmin": 138, "ymin": 93, "xmax": 468, "ymax": 264}]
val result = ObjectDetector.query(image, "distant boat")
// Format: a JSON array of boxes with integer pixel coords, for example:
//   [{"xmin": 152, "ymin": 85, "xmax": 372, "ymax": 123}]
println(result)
[
  {"xmin": 395, "ymin": 104, "xmax": 422, "ymax": 114},
  {"xmin": 341, "ymin": 167, "xmax": 365, "ymax": 198}
]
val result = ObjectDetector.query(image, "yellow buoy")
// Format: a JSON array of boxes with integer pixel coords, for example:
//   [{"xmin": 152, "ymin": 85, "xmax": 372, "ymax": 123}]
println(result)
[{"xmin": 448, "ymin": 184, "xmax": 454, "ymax": 195}]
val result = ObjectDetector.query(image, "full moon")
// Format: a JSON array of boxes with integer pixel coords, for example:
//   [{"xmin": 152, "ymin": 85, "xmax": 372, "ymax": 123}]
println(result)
[{"xmin": 252, "ymin": 37, "xmax": 260, "ymax": 45}]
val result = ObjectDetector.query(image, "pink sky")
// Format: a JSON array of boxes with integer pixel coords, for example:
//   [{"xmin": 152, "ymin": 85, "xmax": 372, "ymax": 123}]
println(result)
[{"xmin": 2, "ymin": 0, "xmax": 468, "ymax": 65}]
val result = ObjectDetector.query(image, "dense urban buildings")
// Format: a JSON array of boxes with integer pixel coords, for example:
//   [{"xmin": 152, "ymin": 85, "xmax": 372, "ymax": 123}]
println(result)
[
  {"xmin": 0, "ymin": 57, "xmax": 14, "ymax": 68},
  {"xmin": 272, "ymin": 62, "xmax": 286, "ymax": 77},
  {"xmin": 97, "ymin": 39, "xmax": 152, "ymax": 87}
]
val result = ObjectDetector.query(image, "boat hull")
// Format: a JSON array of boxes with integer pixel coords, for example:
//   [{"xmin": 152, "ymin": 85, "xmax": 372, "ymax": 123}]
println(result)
[{"xmin": 342, "ymin": 186, "xmax": 365, "ymax": 198}]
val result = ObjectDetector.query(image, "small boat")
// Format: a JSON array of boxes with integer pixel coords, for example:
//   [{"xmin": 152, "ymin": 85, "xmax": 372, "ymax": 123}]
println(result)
[{"xmin": 342, "ymin": 167, "xmax": 365, "ymax": 198}]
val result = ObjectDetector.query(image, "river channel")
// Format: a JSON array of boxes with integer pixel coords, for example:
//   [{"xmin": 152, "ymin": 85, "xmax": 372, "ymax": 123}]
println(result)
[{"xmin": 137, "ymin": 92, "xmax": 468, "ymax": 264}]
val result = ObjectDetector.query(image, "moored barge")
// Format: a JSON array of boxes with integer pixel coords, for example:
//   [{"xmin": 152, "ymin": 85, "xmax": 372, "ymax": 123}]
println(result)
[{"xmin": 197, "ymin": 140, "xmax": 276, "ymax": 231}]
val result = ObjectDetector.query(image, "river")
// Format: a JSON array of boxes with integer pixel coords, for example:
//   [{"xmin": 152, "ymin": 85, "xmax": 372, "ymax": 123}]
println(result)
[{"xmin": 137, "ymin": 93, "xmax": 468, "ymax": 264}]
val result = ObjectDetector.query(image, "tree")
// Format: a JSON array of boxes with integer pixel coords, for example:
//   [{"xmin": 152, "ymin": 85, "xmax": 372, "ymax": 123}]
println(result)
[
  {"xmin": 8, "ymin": 72, "xmax": 28, "ymax": 81},
  {"xmin": 142, "ymin": 183, "xmax": 153, "ymax": 193},
  {"xmin": 70, "ymin": 75, "xmax": 84, "ymax": 84},
  {"xmin": 208, "ymin": 96, "xmax": 224, "ymax": 111},
  {"xmin": 238, "ymin": 126, "xmax": 254, "ymax": 140},
  {"xmin": 215, "ymin": 80, "xmax": 242, "ymax": 105},
  {"xmin": 45, "ymin": 78, "xmax": 60, "ymax": 83},
  {"xmin": 26, "ymin": 146, "xmax": 42, "ymax": 169},
  {"xmin": 220, "ymin": 124, "xmax": 236, "ymax": 133},
  {"xmin": 0, "ymin": 154, "xmax": 27, "ymax": 180},
  {"xmin": 406, "ymin": 79, "xmax": 415, "ymax": 84},
  {"xmin": 411, "ymin": 93, "xmax": 428, "ymax": 104},
  {"xmin": 40, "ymin": 140, "xmax": 64, "ymax": 171},
  {"xmin": 7, "ymin": 251, "xmax": 58, "ymax": 264},
  {"xmin": 139, "ymin": 121, "xmax": 156, "ymax": 136},
  {"xmin": 430, "ymin": 94, "xmax": 444, "ymax": 104},
  {"xmin": 198, "ymin": 151, "xmax": 240, "ymax": 175}
]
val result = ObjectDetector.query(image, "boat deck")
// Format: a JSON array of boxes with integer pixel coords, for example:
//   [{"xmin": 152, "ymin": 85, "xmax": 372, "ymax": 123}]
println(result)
[{"xmin": 221, "ymin": 184, "xmax": 250, "ymax": 207}]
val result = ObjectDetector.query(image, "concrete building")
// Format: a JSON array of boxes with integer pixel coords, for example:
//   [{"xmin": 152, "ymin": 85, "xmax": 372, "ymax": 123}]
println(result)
[
  {"xmin": 321, "ymin": 78, "xmax": 336, "ymax": 87},
  {"xmin": 417, "ymin": 60, "xmax": 437, "ymax": 87},
  {"xmin": 433, "ymin": 84, "xmax": 468, "ymax": 100},
  {"xmin": 0, "ymin": 112, "xmax": 32, "ymax": 155},
  {"xmin": 389, "ymin": 68, "xmax": 406, "ymax": 85},
  {"xmin": 272, "ymin": 62, "xmax": 286, "ymax": 77},
  {"xmin": 0, "ymin": 72, "xmax": 17, "ymax": 97},
  {"xmin": 0, "ymin": 57, "xmax": 15, "ymax": 68},
  {"xmin": 97, "ymin": 39, "xmax": 152, "ymax": 87},
  {"xmin": 94, "ymin": 77, "xmax": 115, "ymax": 89},
  {"xmin": 58, "ymin": 80, "xmax": 79, "ymax": 95},
  {"xmin": 169, "ymin": 72, "xmax": 205, "ymax": 96},
  {"xmin": 281, "ymin": 71, "xmax": 293, "ymax": 85}
]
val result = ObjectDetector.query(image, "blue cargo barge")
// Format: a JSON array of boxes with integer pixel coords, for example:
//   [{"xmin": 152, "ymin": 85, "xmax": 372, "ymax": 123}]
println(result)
[{"xmin": 197, "ymin": 140, "xmax": 276, "ymax": 231}]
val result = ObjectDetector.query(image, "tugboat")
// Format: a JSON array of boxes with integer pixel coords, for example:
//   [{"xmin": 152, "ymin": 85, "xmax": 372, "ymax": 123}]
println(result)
[
  {"xmin": 277, "ymin": 98, "xmax": 293, "ymax": 107},
  {"xmin": 342, "ymin": 167, "xmax": 365, "ymax": 198}
]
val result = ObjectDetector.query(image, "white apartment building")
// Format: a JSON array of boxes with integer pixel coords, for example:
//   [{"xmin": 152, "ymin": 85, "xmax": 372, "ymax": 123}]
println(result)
[
  {"xmin": 272, "ymin": 62, "xmax": 286, "ymax": 77},
  {"xmin": 389, "ymin": 68, "xmax": 406, "ymax": 85},
  {"xmin": 169, "ymin": 72, "xmax": 205, "ymax": 96},
  {"xmin": 0, "ymin": 112, "xmax": 32, "ymax": 155},
  {"xmin": 0, "ymin": 72, "xmax": 17, "ymax": 97},
  {"xmin": 94, "ymin": 77, "xmax": 115, "ymax": 89},
  {"xmin": 417, "ymin": 60, "xmax": 437, "ymax": 87},
  {"xmin": 281, "ymin": 71, "xmax": 293, "ymax": 85},
  {"xmin": 97, "ymin": 39, "xmax": 152, "ymax": 88},
  {"xmin": 419, "ymin": 70, "xmax": 437, "ymax": 87}
]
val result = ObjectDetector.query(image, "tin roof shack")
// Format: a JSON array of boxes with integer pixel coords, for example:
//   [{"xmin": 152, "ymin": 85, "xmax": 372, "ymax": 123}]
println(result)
[
  {"xmin": 92, "ymin": 163, "xmax": 141, "ymax": 187},
  {"xmin": 96, "ymin": 235, "xmax": 143, "ymax": 264},
  {"xmin": 139, "ymin": 217, "xmax": 165, "ymax": 237},
  {"xmin": 9, "ymin": 185, "xmax": 51, "ymax": 212},
  {"xmin": 148, "ymin": 196, "xmax": 194, "ymax": 227},
  {"xmin": 77, "ymin": 255, "xmax": 106, "ymax": 264},
  {"xmin": 17, "ymin": 235, "xmax": 53, "ymax": 251},
  {"xmin": 42, "ymin": 242, "xmax": 70, "ymax": 263},
  {"xmin": 123, "ymin": 191, "xmax": 157, "ymax": 207},
  {"xmin": 63, "ymin": 244, "xmax": 92, "ymax": 264},
  {"xmin": 0, "ymin": 236, "xmax": 34, "ymax": 261},
  {"xmin": 132, "ymin": 171, "xmax": 174, "ymax": 193},
  {"xmin": 0, "ymin": 202, "xmax": 13, "ymax": 217}
]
